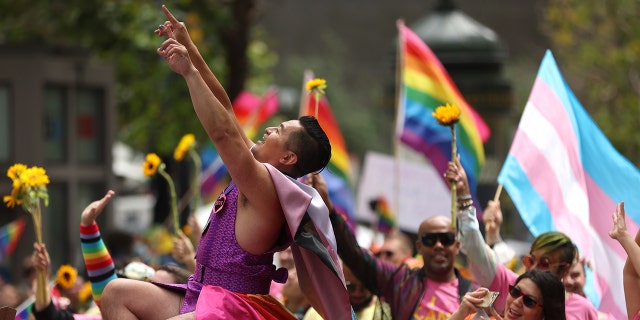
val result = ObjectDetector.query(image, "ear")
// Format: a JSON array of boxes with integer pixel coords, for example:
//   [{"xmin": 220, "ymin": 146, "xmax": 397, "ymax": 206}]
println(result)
[{"xmin": 280, "ymin": 151, "xmax": 298, "ymax": 166}]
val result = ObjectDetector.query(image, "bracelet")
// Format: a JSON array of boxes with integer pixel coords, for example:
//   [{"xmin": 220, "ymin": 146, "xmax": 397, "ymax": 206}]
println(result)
[
  {"xmin": 457, "ymin": 199, "xmax": 473, "ymax": 209},
  {"xmin": 458, "ymin": 194, "xmax": 472, "ymax": 201}
]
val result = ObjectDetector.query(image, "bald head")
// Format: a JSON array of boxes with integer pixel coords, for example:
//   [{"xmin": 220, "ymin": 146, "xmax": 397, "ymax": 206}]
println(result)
[{"xmin": 418, "ymin": 215, "xmax": 454, "ymax": 235}]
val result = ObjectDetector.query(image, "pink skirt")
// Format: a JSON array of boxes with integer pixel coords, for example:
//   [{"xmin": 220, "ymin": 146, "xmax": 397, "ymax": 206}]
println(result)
[{"xmin": 195, "ymin": 285, "xmax": 296, "ymax": 320}]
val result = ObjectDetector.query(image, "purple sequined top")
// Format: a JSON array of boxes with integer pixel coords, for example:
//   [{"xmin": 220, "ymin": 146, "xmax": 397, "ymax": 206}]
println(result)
[{"xmin": 177, "ymin": 182, "xmax": 291, "ymax": 313}]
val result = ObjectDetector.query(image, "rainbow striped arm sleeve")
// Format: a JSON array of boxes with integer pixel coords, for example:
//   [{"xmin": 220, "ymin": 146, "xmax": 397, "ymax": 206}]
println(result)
[
  {"xmin": 458, "ymin": 206, "xmax": 499, "ymax": 286},
  {"xmin": 80, "ymin": 222, "xmax": 117, "ymax": 308}
]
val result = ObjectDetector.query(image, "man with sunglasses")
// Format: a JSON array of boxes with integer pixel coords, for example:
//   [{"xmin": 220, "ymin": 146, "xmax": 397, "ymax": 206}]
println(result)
[
  {"xmin": 445, "ymin": 157, "xmax": 597, "ymax": 320},
  {"xmin": 306, "ymin": 174, "xmax": 473, "ymax": 320}
]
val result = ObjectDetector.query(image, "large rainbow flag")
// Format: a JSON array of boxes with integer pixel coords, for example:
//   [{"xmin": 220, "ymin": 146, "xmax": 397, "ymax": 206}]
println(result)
[
  {"xmin": 396, "ymin": 21, "xmax": 490, "ymax": 201},
  {"xmin": 0, "ymin": 217, "xmax": 26, "ymax": 260},
  {"xmin": 200, "ymin": 89, "xmax": 279, "ymax": 203},
  {"xmin": 300, "ymin": 71, "xmax": 356, "ymax": 227},
  {"xmin": 497, "ymin": 50, "xmax": 639, "ymax": 319}
]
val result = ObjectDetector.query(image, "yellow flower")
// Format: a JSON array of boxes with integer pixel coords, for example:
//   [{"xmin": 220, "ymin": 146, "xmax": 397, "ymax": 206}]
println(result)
[
  {"xmin": 143, "ymin": 153, "xmax": 162, "ymax": 176},
  {"xmin": 173, "ymin": 134, "xmax": 196, "ymax": 161},
  {"xmin": 432, "ymin": 103, "xmax": 461, "ymax": 126},
  {"xmin": 7, "ymin": 163, "xmax": 27, "ymax": 180},
  {"xmin": 56, "ymin": 265, "xmax": 78, "ymax": 290},
  {"xmin": 306, "ymin": 78, "xmax": 327, "ymax": 92},
  {"xmin": 78, "ymin": 282, "xmax": 93, "ymax": 303},
  {"xmin": 19, "ymin": 166, "xmax": 50, "ymax": 188}
]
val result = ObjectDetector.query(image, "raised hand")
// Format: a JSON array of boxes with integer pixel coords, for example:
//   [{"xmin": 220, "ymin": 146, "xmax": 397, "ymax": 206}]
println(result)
[
  {"xmin": 32, "ymin": 242, "xmax": 51, "ymax": 273},
  {"xmin": 157, "ymin": 38, "xmax": 193, "ymax": 76},
  {"xmin": 445, "ymin": 154, "xmax": 470, "ymax": 197},
  {"xmin": 609, "ymin": 202, "xmax": 628, "ymax": 240},
  {"xmin": 304, "ymin": 173, "xmax": 333, "ymax": 211},
  {"xmin": 483, "ymin": 200, "xmax": 502, "ymax": 242},
  {"xmin": 155, "ymin": 5, "xmax": 192, "ymax": 47},
  {"xmin": 81, "ymin": 190, "xmax": 115, "ymax": 226}
]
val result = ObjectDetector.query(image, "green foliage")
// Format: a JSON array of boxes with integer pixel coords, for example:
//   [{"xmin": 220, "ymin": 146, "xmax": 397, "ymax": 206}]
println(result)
[
  {"xmin": 0, "ymin": 0, "xmax": 276, "ymax": 155},
  {"xmin": 543, "ymin": 0, "xmax": 640, "ymax": 164}
]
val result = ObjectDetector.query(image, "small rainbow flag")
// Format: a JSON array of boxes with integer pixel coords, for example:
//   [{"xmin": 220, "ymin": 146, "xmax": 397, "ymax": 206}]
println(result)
[
  {"xmin": 396, "ymin": 21, "xmax": 490, "ymax": 201},
  {"xmin": 14, "ymin": 296, "xmax": 33, "ymax": 320},
  {"xmin": 0, "ymin": 217, "xmax": 26, "ymax": 259},
  {"xmin": 372, "ymin": 195, "xmax": 395, "ymax": 234},
  {"xmin": 300, "ymin": 71, "xmax": 356, "ymax": 228}
]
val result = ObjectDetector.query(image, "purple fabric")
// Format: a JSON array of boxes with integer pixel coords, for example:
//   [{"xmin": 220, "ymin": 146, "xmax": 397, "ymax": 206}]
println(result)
[{"xmin": 168, "ymin": 182, "xmax": 290, "ymax": 314}]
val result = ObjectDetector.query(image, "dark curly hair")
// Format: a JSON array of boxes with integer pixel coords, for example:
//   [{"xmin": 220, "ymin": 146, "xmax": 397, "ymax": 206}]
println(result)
[
  {"xmin": 285, "ymin": 116, "xmax": 332, "ymax": 178},
  {"xmin": 514, "ymin": 269, "xmax": 565, "ymax": 320}
]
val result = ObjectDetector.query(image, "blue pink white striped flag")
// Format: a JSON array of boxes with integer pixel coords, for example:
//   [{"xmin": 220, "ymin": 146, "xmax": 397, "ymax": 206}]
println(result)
[{"xmin": 497, "ymin": 50, "xmax": 640, "ymax": 319}]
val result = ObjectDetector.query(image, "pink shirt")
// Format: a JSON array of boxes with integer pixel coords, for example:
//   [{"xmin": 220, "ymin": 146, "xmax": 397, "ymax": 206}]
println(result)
[
  {"xmin": 411, "ymin": 278, "xmax": 460, "ymax": 319},
  {"xmin": 565, "ymin": 293, "xmax": 598, "ymax": 320}
]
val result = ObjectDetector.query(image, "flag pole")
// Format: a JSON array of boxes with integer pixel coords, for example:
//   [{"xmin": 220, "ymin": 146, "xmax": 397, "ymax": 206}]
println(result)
[
  {"xmin": 493, "ymin": 184, "xmax": 503, "ymax": 202},
  {"xmin": 392, "ymin": 20, "xmax": 405, "ymax": 233}
]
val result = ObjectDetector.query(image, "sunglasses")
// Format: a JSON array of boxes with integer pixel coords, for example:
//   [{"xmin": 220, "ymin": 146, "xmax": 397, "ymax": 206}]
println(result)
[
  {"xmin": 509, "ymin": 285, "xmax": 543, "ymax": 308},
  {"xmin": 421, "ymin": 232, "xmax": 456, "ymax": 247},
  {"xmin": 345, "ymin": 281, "xmax": 367, "ymax": 293},
  {"xmin": 522, "ymin": 254, "xmax": 568, "ymax": 271},
  {"xmin": 376, "ymin": 250, "xmax": 395, "ymax": 258}
]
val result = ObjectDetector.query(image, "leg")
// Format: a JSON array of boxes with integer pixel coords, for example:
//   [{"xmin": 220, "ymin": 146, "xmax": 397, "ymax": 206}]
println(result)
[{"xmin": 101, "ymin": 278, "xmax": 183, "ymax": 320}]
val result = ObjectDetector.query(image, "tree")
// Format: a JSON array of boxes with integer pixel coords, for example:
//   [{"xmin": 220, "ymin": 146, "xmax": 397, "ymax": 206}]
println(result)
[
  {"xmin": 0, "ymin": 0, "xmax": 275, "ymax": 154},
  {"xmin": 543, "ymin": 0, "xmax": 640, "ymax": 163}
]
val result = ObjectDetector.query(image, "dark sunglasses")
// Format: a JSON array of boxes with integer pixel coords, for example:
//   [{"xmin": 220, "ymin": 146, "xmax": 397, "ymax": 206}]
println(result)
[
  {"xmin": 375, "ymin": 250, "xmax": 395, "ymax": 258},
  {"xmin": 421, "ymin": 232, "xmax": 456, "ymax": 247},
  {"xmin": 522, "ymin": 254, "xmax": 568, "ymax": 271},
  {"xmin": 509, "ymin": 285, "xmax": 543, "ymax": 308}
]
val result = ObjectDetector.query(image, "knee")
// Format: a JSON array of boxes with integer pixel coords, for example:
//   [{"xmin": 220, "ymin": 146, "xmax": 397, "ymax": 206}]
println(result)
[{"xmin": 101, "ymin": 278, "xmax": 128, "ymax": 306}]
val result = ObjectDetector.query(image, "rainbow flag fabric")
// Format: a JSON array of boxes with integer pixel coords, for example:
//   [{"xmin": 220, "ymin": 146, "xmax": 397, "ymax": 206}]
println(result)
[
  {"xmin": 497, "ymin": 50, "xmax": 639, "ymax": 319},
  {"xmin": 0, "ymin": 217, "xmax": 26, "ymax": 260},
  {"xmin": 300, "ymin": 71, "xmax": 356, "ymax": 227},
  {"xmin": 396, "ymin": 21, "xmax": 490, "ymax": 199},
  {"xmin": 372, "ymin": 195, "xmax": 395, "ymax": 234}
]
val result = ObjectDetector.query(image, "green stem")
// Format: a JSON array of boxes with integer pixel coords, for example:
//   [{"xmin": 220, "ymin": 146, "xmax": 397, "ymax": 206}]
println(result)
[
  {"xmin": 159, "ymin": 167, "xmax": 180, "ymax": 235},
  {"xmin": 188, "ymin": 148, "xmax": 202, "ymax": 211},
  {"xmin": 450, "ymin": 124, "xmax": 457, "ymax": 230}
]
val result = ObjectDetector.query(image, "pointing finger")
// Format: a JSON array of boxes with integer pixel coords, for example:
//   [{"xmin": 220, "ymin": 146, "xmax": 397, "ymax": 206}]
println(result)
[{"xmin": 162, "ymin": 5, "xmax": 180, "ymax": 25}]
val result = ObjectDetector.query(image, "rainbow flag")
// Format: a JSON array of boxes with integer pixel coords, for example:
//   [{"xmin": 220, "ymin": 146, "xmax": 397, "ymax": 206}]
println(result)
[
  {"xmin": 0, "ymin": 217, "xmax": 26, "ymax": 259},
  {"xmin": 200, "ymin": 89, "xmax": 279, "ymax": 203},
  {"xmin": 372, "ymin": 195, "xmax": 395, "ymax": 234},
  {"xmin": 14, "ymin": 296, "xmax": 33, "ymax": 320},
  {"xmin": 497, "ymin": 50, "xmax": 639, "ymax": 319},
  {"xmin": 300, "ymin": 71, "xmax": 356, "ymax": 227},
  {"xmin": 396, "ymin": 21, "xmax": 490, "ymax": 200}
]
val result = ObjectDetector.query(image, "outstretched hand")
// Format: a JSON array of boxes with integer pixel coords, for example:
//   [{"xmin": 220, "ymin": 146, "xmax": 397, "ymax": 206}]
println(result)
[
  {"xmin": 609, "ymin": 202, "xmax": 628, "ymax": 240},
  {"xmin": 154, "ymin": 5, "xmax": 192, "ymax": 46},
  {"xmin": 81, "ymin": 190, "xmax": 115, "ymax": 226}
]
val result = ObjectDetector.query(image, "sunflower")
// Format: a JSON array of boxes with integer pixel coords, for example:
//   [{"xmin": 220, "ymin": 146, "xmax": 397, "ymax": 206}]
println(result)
[
  {"xmin": 143, "ymin": 153, "xmax": 162, "ymax": 176},
  {"xmin": 56, "ymin": 265, "xmax": 78, "ymax": 289},
  {"xmin": 432, "ymin": 102, "xmax": 461, "ymax": 126},
  {"xmin": 78, "ymin": 282, "xmax": 93, "ymax": 303},
  {"xmin": 173, "ymin": 134, "xmax": 196, "ymax": 161},
  {"xmin": 19, "ymin": 166, "xmax": 50, "ymax": 188},
  {"xmin": 305, "ymin": 78, "xmax": 327, "ymax": 93},
  {"xmin": 7, "ymin": 163, "xmax": 27, "ymax": 180}
]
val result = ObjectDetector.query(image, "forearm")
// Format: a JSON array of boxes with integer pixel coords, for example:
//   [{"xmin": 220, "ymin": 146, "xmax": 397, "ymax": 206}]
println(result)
[
  {"xmin": 458, "ymin": 206, "xmax": 499, "ymax": 286},
  {"xmin": 183, "ymin": 42, "xmax": 252, "ymax": 148},
  {"xmin": 620, "ymin": 231, "xmax": 640, "ymax": 278},
  {"xmin": 80, "ymin": 222, "xmax": 117, "ymax": 308}
]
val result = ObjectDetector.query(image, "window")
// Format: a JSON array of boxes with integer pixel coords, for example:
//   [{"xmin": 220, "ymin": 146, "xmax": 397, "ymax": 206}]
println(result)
[
  {"xmin": 43, "ymin": 86, "xmax": 67, "ymax": 163},
  {"xmin": 44, "ymin": 183, "xmax": 69, "ymax": 266},
  {"xmin": 76, "ymin": 88, "xmax": 104, "ymax": 164}
]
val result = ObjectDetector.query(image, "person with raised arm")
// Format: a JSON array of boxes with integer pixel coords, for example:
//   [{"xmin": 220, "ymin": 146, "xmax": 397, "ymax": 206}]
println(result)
[
  {"xmin": 100, "ymin": 5, "xmax": 350, "ymax": 320},
  {"xmin": 609, "ymin": 202, "xmax": 640, "ymax": 320}
]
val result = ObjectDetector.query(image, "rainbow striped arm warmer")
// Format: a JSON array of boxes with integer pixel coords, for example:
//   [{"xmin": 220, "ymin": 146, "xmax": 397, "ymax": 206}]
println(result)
[{"xmin": 80, "ymin": 222, "xmax": 117, "ymax": 308}]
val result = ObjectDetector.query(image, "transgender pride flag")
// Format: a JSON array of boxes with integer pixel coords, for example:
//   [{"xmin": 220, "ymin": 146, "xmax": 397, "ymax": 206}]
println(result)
[{"xmin": 498, "ymin": 50, "xmax": 640, "ymax": 319}]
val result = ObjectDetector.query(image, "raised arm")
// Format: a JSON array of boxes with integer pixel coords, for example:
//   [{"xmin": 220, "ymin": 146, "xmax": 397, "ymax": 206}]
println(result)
[
  {"xmin": 155, "ymin": 5, "xmax": 252, "ymax": 149},
  {"xmin": 445, "ymin": 156, "xmax": 500, "ymax": 286},
  {"xmin": 609, "ymin": 202, "xmax": 640, "ymax": 319},
  {"xmin": 79, "ymin": 190, "xmax": 118, "ymax": 308}
]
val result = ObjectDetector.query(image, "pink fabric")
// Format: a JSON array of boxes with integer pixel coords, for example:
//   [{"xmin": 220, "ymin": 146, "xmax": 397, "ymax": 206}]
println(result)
[
  {"xmin": 633, "ymin": 310, "xmax": 640, "ymax": 320},
  {"xmin": 195, "ymin": 285, "xmax": 295, "ymax": 320},
  {"xmin": 265, "ymin": 164, "xmax": 352, "ymax": 320},
  {"xmin": 411, "ymin": 278, "xmax": 460, "ymax": 318},
  {"xmin": 565, "ymin": 293, "xmax": 598, "ymax": 320}
]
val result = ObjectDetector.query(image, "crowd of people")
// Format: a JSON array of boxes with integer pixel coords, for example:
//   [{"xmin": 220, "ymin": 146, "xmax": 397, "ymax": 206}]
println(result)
[{"xmin": 2, "ymin": 4, "xmax": 640, "ymax": 320}]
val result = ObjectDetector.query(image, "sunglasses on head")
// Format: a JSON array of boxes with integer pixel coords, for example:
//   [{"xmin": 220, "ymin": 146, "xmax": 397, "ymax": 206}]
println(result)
[
  {"xmin": 522, "ymin": 254, "xmax": 568, "ymax": 271},
  {"xmin": 420, "ymin": 232, "xmax": 456, "ymax": 247},
  {"xmin": 509, "ymin": 285, "xmax": 543, "ymax": 308}
]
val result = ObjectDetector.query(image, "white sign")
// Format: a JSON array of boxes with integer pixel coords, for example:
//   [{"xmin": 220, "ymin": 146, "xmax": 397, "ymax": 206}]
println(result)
[{"xmin": 356, "ymin": 151, "xmax": 451, "ymax": 233}]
